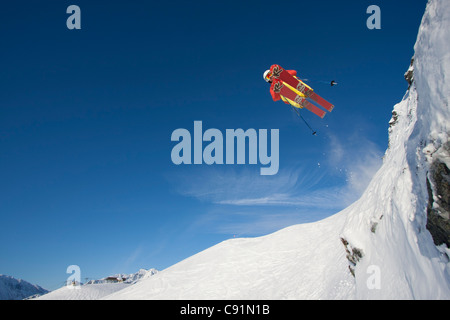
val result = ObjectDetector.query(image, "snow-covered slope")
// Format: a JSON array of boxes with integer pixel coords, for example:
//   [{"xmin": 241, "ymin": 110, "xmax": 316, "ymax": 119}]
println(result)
[
  {"xmin": 33, "ymin": 283, "xmax": 131, "ymax": 300},
  {"xmin": 106, "ymin": 213, "xmax": 354, "ymax": 299},
  {"xmin": 0, "ymin": 275, "xmax": 48, "ymax": 300},
  {"xmin": 34, "ymin": 268, "xmax": 157, "ymax": 300},
  {"xmin": 104, "ymin": 0, "xmax": 449, "ymax": 300}
]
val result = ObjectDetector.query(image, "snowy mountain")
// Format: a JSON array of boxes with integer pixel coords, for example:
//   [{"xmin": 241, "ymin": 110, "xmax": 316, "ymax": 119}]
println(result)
[
  {"xmin": 34, "ymin": 268, "xmax": 157, "ymax": 300},
  {"xmin": 99, "ymin": 0, "xmax": 449, "ymax": 300},
  {"xmin": 0, "ymin": 275, "xmax": 48, "ymax": 300}
]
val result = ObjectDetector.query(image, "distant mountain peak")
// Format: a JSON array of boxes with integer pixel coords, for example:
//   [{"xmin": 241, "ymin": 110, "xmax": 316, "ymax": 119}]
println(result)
[{"xmin": 0, "ymin": 275, "xmax": 49, "ymax": 300}]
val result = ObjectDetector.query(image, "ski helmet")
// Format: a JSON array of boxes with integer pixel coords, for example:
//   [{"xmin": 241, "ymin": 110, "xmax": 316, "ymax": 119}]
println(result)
[{"xmin": 263, "ymin": 70, "xmax": 271, "ymax": 82}]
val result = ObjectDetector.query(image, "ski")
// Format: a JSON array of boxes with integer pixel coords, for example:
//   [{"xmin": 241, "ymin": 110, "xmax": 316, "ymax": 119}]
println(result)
[
  {"xmin": 270, "ymin": 64, "xmax": 335, "ymax": 112},
  {"xmin": 273, "ymin": 80, "xmax": 326, "ymax": 119},
  {"xmin": 308, "ymin": 91, "xmax": 335, "ymax": 112}
]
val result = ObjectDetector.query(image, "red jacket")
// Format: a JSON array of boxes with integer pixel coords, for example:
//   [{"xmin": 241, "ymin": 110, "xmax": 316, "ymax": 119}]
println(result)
[{"xmin": 270, "ymin": 70, "xmax": 297, "ymax": 102}]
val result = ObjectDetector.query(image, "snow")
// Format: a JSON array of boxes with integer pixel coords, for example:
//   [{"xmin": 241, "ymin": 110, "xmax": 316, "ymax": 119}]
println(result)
[
  {"xmin": 0, "ymin": 275, "xmax": 48, "ymax": 300},
  {"xmin": 105, "ymin": 213, "xmax": 355, "ymax": 300},
  {"xmin": 33, "ymin": 0, "xmax": 450, "ymax": 300},
  {"xmin": 34, "ymin": 283, "xmax": 131, "ymax": 300},
  {"xmin": 33, "ymin": 268, "xmax": 157, "ymax": 300},
  {"xmin": 340, "ymin": 0, "xmax": 450, "ymax": 299}
]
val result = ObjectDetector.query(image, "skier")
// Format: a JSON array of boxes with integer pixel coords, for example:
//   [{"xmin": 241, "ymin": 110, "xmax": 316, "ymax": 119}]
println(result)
[
  {"xmin": 263, "ymin": 69, "xmax": 300, "ymax": 104},
  {"xmin": 263, "ymin": 64, "xmax": 334, "ymax": 118}
]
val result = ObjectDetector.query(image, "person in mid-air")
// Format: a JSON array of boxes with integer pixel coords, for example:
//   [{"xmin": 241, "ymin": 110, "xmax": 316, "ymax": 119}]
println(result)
[
  {"xmin": 262, "ymin": 64, "xmax": 335, "ymax": 120},
  {"xmin": 263, "ymin": 68, "xmax": 299, "ymax": 104}
]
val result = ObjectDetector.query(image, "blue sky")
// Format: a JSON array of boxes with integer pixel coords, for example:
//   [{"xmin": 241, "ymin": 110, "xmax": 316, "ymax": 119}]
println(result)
[{"xmin": 0, "ymin": 0, "xmax": 426, "ymax": 290}]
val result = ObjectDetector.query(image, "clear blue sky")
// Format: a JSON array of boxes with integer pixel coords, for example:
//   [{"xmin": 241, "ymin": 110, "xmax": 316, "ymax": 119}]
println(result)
[{"xmin": 0, "ymin": 0, "xmax": 426, "ymax": 290}]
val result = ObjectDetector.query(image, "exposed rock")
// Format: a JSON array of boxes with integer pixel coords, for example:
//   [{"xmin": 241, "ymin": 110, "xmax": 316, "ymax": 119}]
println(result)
[
  {"xmin": 340, "ymin": 237, "xmax": 364, "ymax": 277},
  {"xmin": 426, "ymin": 143, "xmax": 450, "ymax": 247},
  {"xmin": 404, "ymin": 57, "xmax": 415, "ymax": 87}
]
